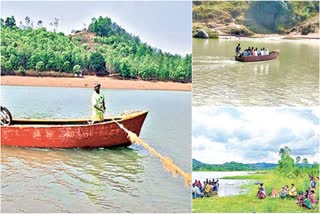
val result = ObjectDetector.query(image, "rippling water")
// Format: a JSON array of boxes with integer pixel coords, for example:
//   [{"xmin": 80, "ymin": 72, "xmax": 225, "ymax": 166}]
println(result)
[
  {"xmin": 1, "ymin": 86, "xmax": 191, "ymax": 212},
  {"xmin": 193, "ymin": 39, "xmax": 319, "ymax": 106}
]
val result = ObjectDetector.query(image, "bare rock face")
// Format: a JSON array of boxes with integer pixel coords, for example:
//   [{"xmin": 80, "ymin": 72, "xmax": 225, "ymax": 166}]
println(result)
[{"xmin": 194, "ymin": 30, "xmax": 209, "ymax": 39}]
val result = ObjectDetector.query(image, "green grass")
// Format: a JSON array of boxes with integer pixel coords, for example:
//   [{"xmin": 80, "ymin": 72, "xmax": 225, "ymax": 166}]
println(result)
[{"xmin": 193, "ymin": 170, "xmax": 319, "ymax": 213}]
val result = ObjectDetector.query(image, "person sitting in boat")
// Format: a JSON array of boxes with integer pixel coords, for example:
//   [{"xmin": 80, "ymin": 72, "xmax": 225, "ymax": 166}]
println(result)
[
  {"xmin": 235, "ymin": 44, "xmax": 241, "ymax": 56},
  {"xmin": 253, "ymin": 48, "xmax": 258, "ymax": 56},
  {"xmin": 250, "ymin": 47, "xmax": 255, "ymax": 56},
  {"xmin": 260, "ymin": 48, "xmax": 264, "ymax": 56},
  {"xmin": 92, "ymin": 82, "xmax": 106, "ymax": 123},
  {"xmin": 288, "ymin": 183, "xmax": 297, "ymax": 197},
  {"xmin": 265, "ymin": 48, "xmax": 269, "ymax": 55}
]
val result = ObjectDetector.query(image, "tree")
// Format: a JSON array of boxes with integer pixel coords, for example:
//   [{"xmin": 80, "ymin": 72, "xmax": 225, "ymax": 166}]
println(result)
[
  {"xmin": 277, "ymin": 146, "xmax": 295, "ymax": 172},
  {"xmin": 37, "ymin": 20, "xmax": 43, "ymax": 28},
  {"xmin": 89, "ymin": 52, "xmax": 105, "ymax": 72},
  {"xmin": 5, "ymin": 16, "xmax": 16, "ymax": 28},
  {"xmin": 25, "ymin": 16, "xmax": 31, "ymax": 28},
  {"xmin": 303, "ymin": 158, "xmax": 308, "ymax": 165},
  {"xmin": 296, "ymin": 156, "xmax": 301, "ymax": 164}
]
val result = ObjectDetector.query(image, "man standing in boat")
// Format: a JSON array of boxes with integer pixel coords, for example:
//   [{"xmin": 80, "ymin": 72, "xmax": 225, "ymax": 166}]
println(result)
[
  {"xmin": 92, "ymin": 82, "xmax": 106, "ymax": 122},
  {"xmin": 235, "ymin": 44, "xmax": 241, "ymax": 56}
]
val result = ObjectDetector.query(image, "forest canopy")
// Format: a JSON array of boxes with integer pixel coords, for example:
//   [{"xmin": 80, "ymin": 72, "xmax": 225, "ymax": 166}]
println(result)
[{"xmin": 1, "ymin": 16, "xmax": 191, "ymax": 82}]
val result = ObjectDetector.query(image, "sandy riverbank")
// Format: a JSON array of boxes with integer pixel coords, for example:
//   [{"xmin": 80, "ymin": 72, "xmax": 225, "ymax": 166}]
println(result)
[{"xmin": 0, "ymin": 76, "xmax": 191, "ymax": 91}]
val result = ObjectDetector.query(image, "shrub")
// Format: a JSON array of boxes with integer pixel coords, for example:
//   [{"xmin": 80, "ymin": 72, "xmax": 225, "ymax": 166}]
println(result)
[
  {"xmin": 73, "ymin": 64, "xmax": 81, "ymax": 75},
  {"xmin": 35, "ymin": 61, "xmax": 45, "ymax": 71},
  {"xmin": 301, "ymin": 24, "xmax": 315, "ymax": 35},
  {"xmin": 18, "ymin": 66, "xmax": 25, "ymax": 75}
]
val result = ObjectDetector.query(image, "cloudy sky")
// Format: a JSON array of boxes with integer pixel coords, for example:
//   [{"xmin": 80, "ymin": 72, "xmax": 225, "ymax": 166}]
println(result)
[
  {"xmin": 193, "ymin": 107, "xmax": 319, "ymax": 164},
  {"xmin": 1, "ymin": 0, "xmax": 191, "ymax": 55}
]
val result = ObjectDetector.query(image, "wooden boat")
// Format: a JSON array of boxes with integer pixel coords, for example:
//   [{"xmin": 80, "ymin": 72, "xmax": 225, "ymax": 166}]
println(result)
[
  {"xmin": 1, "ymin": 111, "xmax": 148, "ymax": 149},
  {"xmin": 235, "ymin": 51, "xmax": 279, "ymax": 62}
]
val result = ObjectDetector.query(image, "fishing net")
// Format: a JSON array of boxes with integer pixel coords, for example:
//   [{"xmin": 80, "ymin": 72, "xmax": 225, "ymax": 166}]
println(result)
[{"xmin": 115, "ymin": 120, "xmax": 191, "ymax": 187}]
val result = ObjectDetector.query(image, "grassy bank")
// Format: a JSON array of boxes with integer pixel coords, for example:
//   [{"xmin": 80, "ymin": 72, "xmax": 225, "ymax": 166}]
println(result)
[{"xmin": 193, "ymin": 170, "xmax": 319, "ymax": 213}]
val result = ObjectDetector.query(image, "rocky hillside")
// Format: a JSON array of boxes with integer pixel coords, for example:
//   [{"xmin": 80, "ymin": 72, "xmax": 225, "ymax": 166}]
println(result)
[{"xmin": 193, "ymin": 1, "xmax": 319, "ymax": 38}]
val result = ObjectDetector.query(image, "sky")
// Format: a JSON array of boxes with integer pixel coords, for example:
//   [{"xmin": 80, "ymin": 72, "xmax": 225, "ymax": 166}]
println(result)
[
  {"xmin": 193, "ymin": 107, "xmax": 320, "ymax": 164},
  {"xmin": 1, "ymin": 1, "xmax": 192, "ymax": 55}
]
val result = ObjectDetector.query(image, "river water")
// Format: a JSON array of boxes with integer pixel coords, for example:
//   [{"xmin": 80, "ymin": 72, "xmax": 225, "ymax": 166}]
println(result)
[
  {"xmin": 193, "ymin": 38, "xmax": 319, "ymax": 106},
  {"xmin": 192, "ymin": 171, "xmax": 253, "ymax": 197},
  {"xmin": 1, "ymin": 86, "xmax": 191, "ymax": 212}
]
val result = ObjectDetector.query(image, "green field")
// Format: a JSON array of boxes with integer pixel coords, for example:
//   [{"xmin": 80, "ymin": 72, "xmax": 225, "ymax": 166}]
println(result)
[{"xmin": 193, "ymin": 170, "xmax": 319, "ymax": 213}]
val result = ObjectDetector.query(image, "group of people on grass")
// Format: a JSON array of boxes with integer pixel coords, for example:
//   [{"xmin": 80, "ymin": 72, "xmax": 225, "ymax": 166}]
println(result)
[
  {"xmin": 192, "ymin": 179, "xmax": 220, "ymax": 199},
  {"xmin": 256, "ymin": 174, "xmax": 318, "ymax": 209},
  {"xmin": 235, "ymin": 44, "xmax": 270, "ymax": 57}
]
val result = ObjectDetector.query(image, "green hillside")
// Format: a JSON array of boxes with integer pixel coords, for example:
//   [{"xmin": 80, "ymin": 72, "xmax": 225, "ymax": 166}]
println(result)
[
  {"xmin": 1, "ymin": 16, "xmax": 191, "ymax": 82},
  {"xmin": 193, "ymin": 1, "xmax": 319, "ymax": 37}
]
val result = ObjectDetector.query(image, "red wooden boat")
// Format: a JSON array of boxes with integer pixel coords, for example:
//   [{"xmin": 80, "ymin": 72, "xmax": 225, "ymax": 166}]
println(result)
[
  {"xmin": 1, "ymin": 111, "xmax": 148, "ymax": 149},
  {"xmin": 235, "ymin": 51, "xmax": 279, "ymax": 62}
]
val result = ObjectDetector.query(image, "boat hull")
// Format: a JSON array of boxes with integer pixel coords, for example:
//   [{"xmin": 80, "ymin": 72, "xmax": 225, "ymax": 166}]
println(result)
[
  {"xmin": 235, "ymin": 51, "xmax": 279, "ymax": 62},
  {"xmin": 1, "ymin": 111, "xmax": 148, "ymax": 149}
]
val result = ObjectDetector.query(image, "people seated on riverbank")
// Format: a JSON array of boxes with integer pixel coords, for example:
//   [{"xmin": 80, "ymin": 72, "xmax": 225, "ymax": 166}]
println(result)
[
  {"xmin": 308, "ymin": 190, "xmax": 318, "ymax": 204},
  {"xmin": 216, "ymin": 179, "xmax": 220, "ymax": 188},
  {"xmin": 204, "ymin": 181, "xmax": 211, "ymax": 197},
  {"xmin": 303, "ymin": 193, "xmax": 313, "ymax": 209},
  {"xmin": 310, "ymin": 177, "xmax": 316, "ymax": 191},
  {"xmin": 212, "ymin": 181, "xmax": 219, "ymax": 193},
  {"xmin": 197, "ymin": 180, "xmax": 202, "ymax": 190},
  {"xmin": 271, "ymin": 187, "xmax": 279, "ymax": 198},
  {"xmin": 296, "ymin": 193, "xmax": 304, "ymax": 206},
  {"xmin": 288, "ymin": 183, "xmax": 297, "ymax": 197},
  {"xmin": 257, "ymin": 183, "xmax": 267, "ymax": 199},
  {"xmin": 192, "ymin": 183, "xmax": 204, "ymax": 199},
  {"xmin": 280, "ymin": 186, "xmax": 288, "ymax": 198},
  {"xmin": 257, "ymin": 187, "xmax": 267, "ymax": 199}
]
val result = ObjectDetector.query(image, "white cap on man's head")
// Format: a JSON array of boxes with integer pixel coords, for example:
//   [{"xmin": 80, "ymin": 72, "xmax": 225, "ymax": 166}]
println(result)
[{"xmin": 94, "ymin": 82, "xmax": 101, "ymax": 87}]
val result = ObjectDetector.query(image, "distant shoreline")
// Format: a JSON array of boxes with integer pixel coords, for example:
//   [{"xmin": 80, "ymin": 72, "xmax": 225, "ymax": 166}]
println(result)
[
  {"xmin": 0, "ymin": 76, "xmax": 191, "ymax": 91},
  {"xmin": 218, "ymin": 34, "xmax": 319, "ymax": 40}
]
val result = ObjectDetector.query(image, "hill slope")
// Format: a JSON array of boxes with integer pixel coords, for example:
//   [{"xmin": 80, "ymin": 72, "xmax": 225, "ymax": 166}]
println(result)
[
  {"xmin": 1, "ymin": 16, "xmax": 191, "ymax": 82},
  {"xmin": 193, "ymin": 1, "xmax": 319, "ymax": 38}
]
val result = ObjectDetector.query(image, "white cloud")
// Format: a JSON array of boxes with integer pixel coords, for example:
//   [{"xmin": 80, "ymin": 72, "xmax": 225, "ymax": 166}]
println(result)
[{"xmin": 192, "ymin": 107, "xmax": 319, "ymax": 164}]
